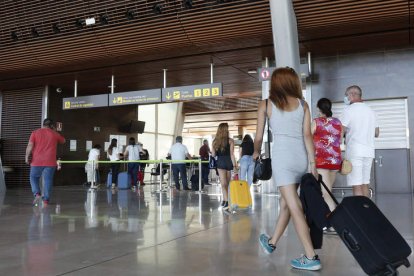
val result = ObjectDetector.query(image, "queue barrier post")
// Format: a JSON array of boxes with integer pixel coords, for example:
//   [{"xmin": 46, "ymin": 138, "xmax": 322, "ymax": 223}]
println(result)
[
  {"xmin": 154, "ymin": 160, "xmax": 168, "ymax": 193},
  {"xmin": 169, "ymin": 162, "xmax": 173, "ymax": 188},
  {"xmin": 196, "ymin": 159, "xmax": 207, "ymax": 194}
]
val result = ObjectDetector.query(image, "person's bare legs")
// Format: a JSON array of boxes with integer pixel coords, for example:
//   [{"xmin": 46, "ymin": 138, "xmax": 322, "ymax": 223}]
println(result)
[
  {"xmin": 218, "ymin": 169, "xmax": 230, "ymax": 201},
  {"xmin": 318, "ymin": 169, "xmax": 337, "ymax": 211},
  {"xmin": 269, "ymin": 194, "xmax": 291, "ymax": 246},
  {"xmin": 279, "ymin": 184, "xmax": 316, "ymax": 258},
  {"xmin": 353, "ymin": 184, "xmax": 370, "ymax": 197}
]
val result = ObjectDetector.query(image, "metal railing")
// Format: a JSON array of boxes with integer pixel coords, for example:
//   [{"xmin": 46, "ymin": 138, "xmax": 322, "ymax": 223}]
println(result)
[{"xmin": 59, "ymin": 159, "xmax": 208, "ymax": 194}]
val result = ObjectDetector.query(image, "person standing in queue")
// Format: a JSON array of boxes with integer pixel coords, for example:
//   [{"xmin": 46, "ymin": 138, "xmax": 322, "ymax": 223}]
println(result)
[
  {"xmin": 25, "ymin": 118, "xmax": 65, "ymax": 207},
  {"xmin": 255, "ymin": 67, "xmax": 321, "ymax": 271},
  {"xmin": 107, "ymin": 138, "xmax": 121, "ymax": 190},
  {"xmin": 211, "ymin": 123, "xmax": 237, "ymax": 211},
  {"xmin": 124, "ymin": 137, "xmax": 143, "ymax": 192},
  {"xmin": 199, "ymin": 139, "xmax": 211, "ymax": 186},
  {"xmin": 168, "ymin": 136, "xmax": 192, "ymax": 190},
  {"xmin": 85, "ymin": 144, "xmax": 101, "ymax": 186},
  {"xmin": 138, "ymin": 143, "xmax": 149, "ymax": 186},
  {"xmin": 239, "ymin": 134, "xmax": 255, "ymax": 186}
]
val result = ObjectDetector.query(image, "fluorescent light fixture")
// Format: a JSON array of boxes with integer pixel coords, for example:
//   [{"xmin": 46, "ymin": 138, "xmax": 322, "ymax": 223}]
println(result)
[
  {"xmin": 247, "ymin": 69, "xmax": 257, "ymax": 74},
  {"xmin": 85, "ymin": 17, "xmax": 96, "ymax": 26}
]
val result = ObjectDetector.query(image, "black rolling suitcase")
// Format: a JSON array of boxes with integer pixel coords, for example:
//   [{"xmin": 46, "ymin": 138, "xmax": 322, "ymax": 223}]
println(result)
[{"xmin": 319, "ymin": 176, "xmax": 411, "ymax": 275}]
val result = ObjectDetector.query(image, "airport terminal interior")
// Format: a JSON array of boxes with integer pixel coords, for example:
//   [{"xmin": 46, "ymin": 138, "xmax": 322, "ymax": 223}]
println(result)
[{"xmin": 0, "ymin": 0, "xmax": 414, "ymax": 275}]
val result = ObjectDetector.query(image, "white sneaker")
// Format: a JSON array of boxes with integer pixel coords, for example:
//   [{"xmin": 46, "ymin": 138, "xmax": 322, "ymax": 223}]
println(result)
[{"xmin": 111, "ymin": 183, "xmax": 116, "ymax": 190}]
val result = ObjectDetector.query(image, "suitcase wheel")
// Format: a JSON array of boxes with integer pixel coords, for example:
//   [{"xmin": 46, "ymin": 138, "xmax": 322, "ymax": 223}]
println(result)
[{"xmin": 403, "ymin": 259, "xmax": 410, "ymax": 268}]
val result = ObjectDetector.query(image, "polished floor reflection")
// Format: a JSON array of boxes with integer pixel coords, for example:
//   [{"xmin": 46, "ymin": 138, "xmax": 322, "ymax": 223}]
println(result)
[{"xmin": 0, "ymin": 184, "xmax": 413, "ymax": 276}]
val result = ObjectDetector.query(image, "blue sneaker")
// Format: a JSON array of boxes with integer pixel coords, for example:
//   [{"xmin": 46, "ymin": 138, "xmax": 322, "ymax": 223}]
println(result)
[
  {"xmin": 32, "ymin": 193, "xmax": 41, "ymax": 207},
  {"xmin": 290, "ymin": 254, "xmax": 322, "ymax": 271},
  {"xmin": 259, "ymin": 234, "xmax": 276, "ymax": 254}
]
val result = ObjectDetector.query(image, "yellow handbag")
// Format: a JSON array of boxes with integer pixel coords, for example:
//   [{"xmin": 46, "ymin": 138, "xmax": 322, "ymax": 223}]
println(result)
[{"xmin": 340, "ymin": 159, "xmax": 352, "ymax": 175}]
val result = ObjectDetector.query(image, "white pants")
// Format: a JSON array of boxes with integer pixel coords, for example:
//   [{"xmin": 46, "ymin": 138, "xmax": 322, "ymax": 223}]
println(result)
[
  {"xmin": 85, "ymin": 163, "xmax": 98, "ymax": 183},
  {"xmin": 346, "ymin": 157, "xmax": 373, "ymax": 186}
]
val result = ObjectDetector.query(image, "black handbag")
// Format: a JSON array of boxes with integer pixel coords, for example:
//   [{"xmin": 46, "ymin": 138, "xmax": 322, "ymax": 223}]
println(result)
[
  {"xmin": 208, "ymin": 155, "xmax": 217, "ymax": 169},
  {"xmin": 254, "ymin": 99, "xmax": 272, "ymax": 181}
]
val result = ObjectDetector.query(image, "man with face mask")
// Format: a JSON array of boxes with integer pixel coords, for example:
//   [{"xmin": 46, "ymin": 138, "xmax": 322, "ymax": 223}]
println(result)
[{"xmin": 341, "ymin": 85, "xmax": 380, "ymax": 197}]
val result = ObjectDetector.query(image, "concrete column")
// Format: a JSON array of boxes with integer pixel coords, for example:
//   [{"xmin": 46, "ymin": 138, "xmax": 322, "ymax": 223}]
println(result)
[
  {"xmin": 174, "ymin": 102, "xmax": 184, "ymax": 138},
  {"xmin": 260, "ymin": 0, "xmax": 300, "ymax": 194},
  {"xmin": 269, "ymin": 0, "xmax": 300, "ymax": 72}
]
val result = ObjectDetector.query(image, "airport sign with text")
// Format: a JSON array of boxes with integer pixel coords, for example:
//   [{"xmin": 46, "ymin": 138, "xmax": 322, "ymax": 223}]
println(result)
[
  {"xmin": 162, "ymin": 83, "xmax": 222, "ymax": 102},
  {"xmin": 109, "ymin": 89, "xmax": 161, "ymax": 106},
  {"xmin": 63, "ymin": 94, "xmax": 108, "ymax": 110}
]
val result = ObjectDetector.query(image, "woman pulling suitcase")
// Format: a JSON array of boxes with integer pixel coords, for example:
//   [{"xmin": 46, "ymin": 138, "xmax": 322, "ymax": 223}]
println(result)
[{"xmin": 254, "ymin": 67, "xmax": 321, "ymax": 271}]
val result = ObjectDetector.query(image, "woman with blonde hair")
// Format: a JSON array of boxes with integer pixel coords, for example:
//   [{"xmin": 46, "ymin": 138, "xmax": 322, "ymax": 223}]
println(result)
[
  {"xmin": 212, "ymin": 123, "xmax": 237, "ymax": 210},
  {"xmin": 254, "ymin": 67, "xmax": 321, "ymax": 271}
]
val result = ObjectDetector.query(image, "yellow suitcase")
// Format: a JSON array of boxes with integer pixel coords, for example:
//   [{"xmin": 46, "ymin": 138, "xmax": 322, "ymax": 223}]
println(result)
[{"xmin": 229, "ymin": 180, "xmax": 252, "ymax": 209}]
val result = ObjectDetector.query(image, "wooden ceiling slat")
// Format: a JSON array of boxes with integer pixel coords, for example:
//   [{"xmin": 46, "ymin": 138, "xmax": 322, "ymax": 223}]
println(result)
[
  {"xmin": 299, "ymin": 11, "xmax": 408, "ymax": 25},
  {"xmin": 0, "ymin": 0, "xmax": 412, "ymax": 80},
  {"xmin": 293, "ymin": 0, "xmax": 404, "ymax": 11}
]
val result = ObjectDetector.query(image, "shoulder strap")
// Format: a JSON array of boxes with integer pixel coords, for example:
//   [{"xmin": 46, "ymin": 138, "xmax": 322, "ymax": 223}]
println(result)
[{"xmin": 265, "ymin": 99, "xmax": 271, "ymax": 158}]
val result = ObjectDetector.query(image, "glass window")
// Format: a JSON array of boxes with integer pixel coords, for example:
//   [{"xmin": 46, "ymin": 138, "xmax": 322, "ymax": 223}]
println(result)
[
  {"xmin": 138, "ymin": 105, "xmax": 156, "ymax": 133},
  {"xmin": 158, "ymin": 103, "xmax": 177, "ymax": 135},
  {"xmin": 157, "ymin": 134, "xmax": 173, "ymax": 159},
  {"xmin": 138, "ymin": 133, "xmax": 155, "ymax": 161},
  {"xmin": 183, "ymin": 137, "xmax": 202, "ymax": 157}
]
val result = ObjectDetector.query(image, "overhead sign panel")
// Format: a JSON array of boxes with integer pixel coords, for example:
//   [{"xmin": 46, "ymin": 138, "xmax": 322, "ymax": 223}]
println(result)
[
  {"xmin": 63, "ymin": 94, "xmax": 108, "ymax": 110},
  {"xmin": 108, "ymin": 89, "xmax": 161, "ymax": 106},
  {"xmin": 258, "ymin": 67, "xmax": 276, "ymax": 81},
  {"xmin": 162, "ymin": 83, "xmax": 222, "ymax": 102}
]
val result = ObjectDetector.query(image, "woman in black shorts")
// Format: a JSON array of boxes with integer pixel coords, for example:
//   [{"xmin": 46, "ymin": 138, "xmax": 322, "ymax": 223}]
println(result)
[{"xmin": 212, "ymin": 123, "xmax": 237, "ymax": 210}]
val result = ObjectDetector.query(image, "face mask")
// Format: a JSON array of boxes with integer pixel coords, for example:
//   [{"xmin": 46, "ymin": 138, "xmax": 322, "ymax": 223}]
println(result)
[{"xmin": 344, "ymin": 96, "xmax": 351, "ymax": 105}]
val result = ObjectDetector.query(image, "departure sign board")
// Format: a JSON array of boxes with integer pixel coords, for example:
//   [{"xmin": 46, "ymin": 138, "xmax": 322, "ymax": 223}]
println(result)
[
  {"xmin": 63, "ymin": 94, "xmax": 108, "ymax": 110},
  {"xmin": 108, "ymin": 89, "xmax": 161, "ymax": 106},
  {"xmin": 162, "ymin": 83, "xmax": 222, "ymax": 102}
]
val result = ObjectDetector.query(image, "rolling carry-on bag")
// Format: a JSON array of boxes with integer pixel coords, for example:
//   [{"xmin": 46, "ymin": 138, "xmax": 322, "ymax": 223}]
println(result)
[
  {"xmin": 319, "ymin": 176, "xmax": 411, "ymax": 275},
  {"xmin": 191, "ymin": 173, "xmax": 204, "ymax": 191},
  {"xmin": 107, "ymin": 172, "xmax": 112, "ymax": 188},
  {"xmin": 229, "ymin": 179, "xmax": 252, "ymax": 209},
  {"xmin": 117, "ymin": 172, "xmax": 131, "ymax": 189}
]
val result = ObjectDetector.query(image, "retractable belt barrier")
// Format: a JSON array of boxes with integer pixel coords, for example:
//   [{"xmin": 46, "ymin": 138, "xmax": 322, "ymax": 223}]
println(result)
[{"xmin": 59, "ymin": 159, "xmax": 208, "ymax": 193}]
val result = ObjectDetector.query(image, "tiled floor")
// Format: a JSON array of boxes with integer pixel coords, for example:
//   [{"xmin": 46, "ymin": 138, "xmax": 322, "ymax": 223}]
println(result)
[{"xmin": 0, "ymin": 184, "xmax": 413, "ymax": 276}]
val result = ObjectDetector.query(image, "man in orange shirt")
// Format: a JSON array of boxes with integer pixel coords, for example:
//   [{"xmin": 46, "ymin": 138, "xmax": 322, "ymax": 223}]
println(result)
[{"xmin": 25, "ymin": 118, "xmax": 65, "ymax": 206}]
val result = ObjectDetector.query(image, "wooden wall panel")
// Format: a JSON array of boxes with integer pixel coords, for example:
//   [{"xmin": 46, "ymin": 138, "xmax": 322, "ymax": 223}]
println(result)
[{"xmin": 1, "ymin": 87, "xmax": 43, "ymax": 188}]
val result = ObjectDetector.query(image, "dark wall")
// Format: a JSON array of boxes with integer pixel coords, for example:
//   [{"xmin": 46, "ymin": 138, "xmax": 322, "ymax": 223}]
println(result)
[
  {"xmin": 310, "ymin": 47, "xmax": 414, "ymax": 191},
  {"xmin": 49, "ymin": 90, "xmax": 138, "ymax": 186}
]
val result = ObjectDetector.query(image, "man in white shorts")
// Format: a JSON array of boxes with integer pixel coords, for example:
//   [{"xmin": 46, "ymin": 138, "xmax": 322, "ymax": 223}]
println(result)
[{"xmin": 341, "ymin": 85, "xmax": 380, "ymax": 197}]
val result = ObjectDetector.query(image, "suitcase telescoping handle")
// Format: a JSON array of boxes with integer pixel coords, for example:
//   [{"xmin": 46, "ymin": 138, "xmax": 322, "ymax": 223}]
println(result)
[{"xmin": 317, "ymin": 174, "xmax": 340, "ymax": 206}]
